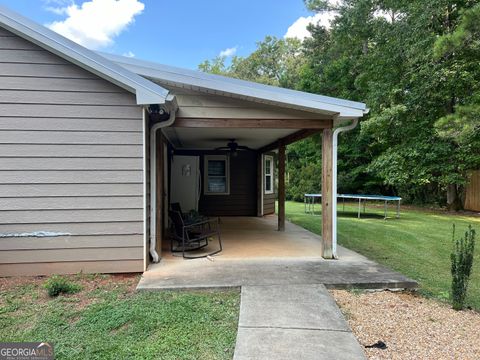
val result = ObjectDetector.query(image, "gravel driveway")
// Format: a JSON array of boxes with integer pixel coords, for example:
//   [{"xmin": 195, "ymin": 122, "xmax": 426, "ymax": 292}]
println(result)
[{"xmin": 331, "ymin": 290, "xmax": 480, "ymax": 360}]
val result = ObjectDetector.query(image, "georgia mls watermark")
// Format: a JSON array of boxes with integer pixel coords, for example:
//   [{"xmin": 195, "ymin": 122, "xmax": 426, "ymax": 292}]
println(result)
[{"xmin": 0, "ymin": 343, "xmax": 53, "ymax": 360}]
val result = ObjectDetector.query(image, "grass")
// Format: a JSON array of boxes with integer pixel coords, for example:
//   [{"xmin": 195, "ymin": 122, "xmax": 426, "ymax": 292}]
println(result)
[
  {"xmin": 0, "ymin": 274, "xmax": 240, "ymax": 360},
  {"xmin": 285, "ymin": 201, "xmax": 480, "ymax": 310}
]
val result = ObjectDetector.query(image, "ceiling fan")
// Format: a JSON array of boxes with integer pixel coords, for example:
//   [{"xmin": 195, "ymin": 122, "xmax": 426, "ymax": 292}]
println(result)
[{"xmin": 215, "ymin": 139, "xmax": 252, "ymax": 156}]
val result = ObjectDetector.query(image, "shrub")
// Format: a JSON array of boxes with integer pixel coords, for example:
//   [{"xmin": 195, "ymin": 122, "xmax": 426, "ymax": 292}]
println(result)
[
  {"xmin": 43, "ymin": 275, "xmax": 82, "ymax": 297},
  {"xmin": 451, "ymin": 224, "xmax": 476, "ymax": 310}
]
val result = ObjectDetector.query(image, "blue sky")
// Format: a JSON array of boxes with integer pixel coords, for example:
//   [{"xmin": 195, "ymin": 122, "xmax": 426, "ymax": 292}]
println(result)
[{"xmin": 0, "ymin": 0, "xmax": 319, "ymax": 69}]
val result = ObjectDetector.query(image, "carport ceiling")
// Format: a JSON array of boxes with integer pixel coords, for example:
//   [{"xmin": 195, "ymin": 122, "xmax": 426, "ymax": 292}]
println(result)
[{"xmin": 162, "ymin": 127, "xmax": 299, "ymax": 150}]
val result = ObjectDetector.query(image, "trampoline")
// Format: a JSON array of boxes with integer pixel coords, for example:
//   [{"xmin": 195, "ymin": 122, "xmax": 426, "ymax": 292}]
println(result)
[{"xmin": 304, "ymin": 193, "xmax": 402, "ymax": 219}]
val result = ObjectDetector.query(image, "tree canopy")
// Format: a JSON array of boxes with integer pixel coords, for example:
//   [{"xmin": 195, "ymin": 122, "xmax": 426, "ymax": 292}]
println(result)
[{"xmin": 199, "ymin": 0, "xmax": 480, "ymax": 208}]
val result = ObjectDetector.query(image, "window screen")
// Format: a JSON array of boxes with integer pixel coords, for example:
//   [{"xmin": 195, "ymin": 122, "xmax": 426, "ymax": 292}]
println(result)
[{"xmin": 205, "ymin": 156, "xmax": 229, "ymax": 195}]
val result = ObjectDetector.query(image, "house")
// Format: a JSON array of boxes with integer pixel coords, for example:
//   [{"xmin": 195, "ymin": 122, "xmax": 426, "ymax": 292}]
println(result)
[{"xmin": 0, "ymin": 6, "xmax": 368, "ymax": 276}]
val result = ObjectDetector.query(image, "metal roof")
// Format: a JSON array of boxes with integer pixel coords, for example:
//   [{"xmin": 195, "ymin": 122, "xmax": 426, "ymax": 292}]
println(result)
[
  {"xmin": 100, "ymin": 52, "xmax": 369, "ymax": 119},
  {"xmin": 0, "ymin": 5, "xmax": 170, "ymax": 106}
]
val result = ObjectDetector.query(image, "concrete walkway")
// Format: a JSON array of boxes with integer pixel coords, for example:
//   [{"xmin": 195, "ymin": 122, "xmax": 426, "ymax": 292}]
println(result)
[{"xmin": 234, "ymin": 284, "xmax": 366, "ymax": 359}]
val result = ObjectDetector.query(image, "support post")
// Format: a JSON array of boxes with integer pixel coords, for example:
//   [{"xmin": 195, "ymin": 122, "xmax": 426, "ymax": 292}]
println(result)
[
  {"xmin": 322, "ymin": 128, "xmax": 334, "ymax": 258},
  {"xmin": 278, "ymin": 142, "xmax": 286, "ymax": 231}
]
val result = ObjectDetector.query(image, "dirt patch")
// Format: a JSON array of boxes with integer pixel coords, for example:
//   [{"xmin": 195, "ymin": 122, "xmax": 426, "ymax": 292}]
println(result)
[
  {"xmin": 0, "ymin": 276, "xmax": 45, "ymax": 292},
  {"xmin": 0, "ymin": 273, "xmax": 140, "ymax": 310},
  {"xmin": 331, "ymin": 290, "xmax": 480, "ymax": 360},
  {"xmin": 64, "ymin": 273, "xmax": 139, "ymax": 309}
]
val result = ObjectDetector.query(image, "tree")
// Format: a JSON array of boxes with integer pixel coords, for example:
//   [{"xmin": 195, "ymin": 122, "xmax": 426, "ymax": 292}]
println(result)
[
  {"xmin": 434, "ymin": 3, "xmax": 480, "ymax": 168},
  {"xmin": 198, "ymin": 56, "xmax": 229, "ymax": 75},
  {"xmin": 199, "ymin": 0, "xmax": 480, "ymax": 207},
  {"xmin": 302, "ymin": 0, "xmax": 480, "ymax": 206},
  {"xmin": 198, "ymin": 36, "xmax": 305, "ymax": 88}
]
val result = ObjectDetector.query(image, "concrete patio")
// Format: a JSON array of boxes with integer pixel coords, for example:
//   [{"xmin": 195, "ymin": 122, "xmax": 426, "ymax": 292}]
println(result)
[{"xmin": 138, "ymin": 216, "xmax": 417, "ymax": 290}]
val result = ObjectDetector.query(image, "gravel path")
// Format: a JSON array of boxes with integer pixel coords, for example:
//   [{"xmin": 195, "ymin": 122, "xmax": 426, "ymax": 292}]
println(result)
[{"xmin": 330, "ymin": 290, "xmax": 480, "ymax": 360}]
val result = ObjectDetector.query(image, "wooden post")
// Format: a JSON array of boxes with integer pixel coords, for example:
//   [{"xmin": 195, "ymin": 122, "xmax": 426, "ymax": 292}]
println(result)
[
  {"xmin": 322, "ymin": 128, "xmax": 334, "ymax": 258},
  {"xmin": 278, "ymin": 142, "xmax": 286, "ymax": 231}
]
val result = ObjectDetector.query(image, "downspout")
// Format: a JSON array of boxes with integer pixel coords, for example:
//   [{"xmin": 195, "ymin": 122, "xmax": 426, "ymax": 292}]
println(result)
[
  {"xmin": 332, "ymin": 118, "xmax": 359, "ymax": 259},
  {"xmin": 149, "ymin": 106, "xmax": 176, "ymax": 263}
]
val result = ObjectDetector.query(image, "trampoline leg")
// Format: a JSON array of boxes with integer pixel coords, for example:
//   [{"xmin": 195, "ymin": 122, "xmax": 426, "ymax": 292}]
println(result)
[
  {"xmin": 343, "ymin": 197, "xmax": 345, "ymax": 212},
  {"xmin": 397, "ymin": 200, "xmax": 400, "ymax": 218},
  {"xmin": 384, "ymin": 201, "xmax": 387, "ymax": 219},
  {"xmin": 358, "ymin": 198, "xmax": 361, "ymax": 219}
]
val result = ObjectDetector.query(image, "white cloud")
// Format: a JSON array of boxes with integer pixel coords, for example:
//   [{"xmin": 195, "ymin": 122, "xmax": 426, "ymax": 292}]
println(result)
[
  {"xmin": 46, "ymin": 0, "xmax": 145, "ymax": 50},
  {"xmin": 123, "ymin": 51, "xmax": 135, "ymax": 58},
  {"xmin": 46, "ymin": 7, "xmax": 69, "ymax": 15},
  {"xmin": 285, "ymin": 12, "xmax": 337, "ymax": 40},
  {"xmin": 43, "ymin": 0, "xmax": 73, "ymax": 15},
  {"xmin": 219, "ymin": 46, "xmax": 238, "ymax": 57}
]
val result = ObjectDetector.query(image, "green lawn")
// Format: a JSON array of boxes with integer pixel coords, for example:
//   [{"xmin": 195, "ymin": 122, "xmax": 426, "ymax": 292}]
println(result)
[
  {"xmin": 285, "ymin": 201, "xmax": 480, "ymax": 310},
  {"xmin": 0, "ymin": 275, "xmax": 239, "ymax": 360}
]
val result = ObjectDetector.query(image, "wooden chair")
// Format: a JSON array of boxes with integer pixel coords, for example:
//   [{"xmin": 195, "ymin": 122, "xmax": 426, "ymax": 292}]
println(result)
[{"xmin": 169, "ymin": 210, "xmax": 222, "ymax": 259}]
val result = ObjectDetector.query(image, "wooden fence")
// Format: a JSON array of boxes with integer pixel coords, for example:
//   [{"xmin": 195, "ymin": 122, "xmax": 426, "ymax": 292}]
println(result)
[{"xmin": 465, "ymin": 170, "xmax": 480, "ymax": 212}]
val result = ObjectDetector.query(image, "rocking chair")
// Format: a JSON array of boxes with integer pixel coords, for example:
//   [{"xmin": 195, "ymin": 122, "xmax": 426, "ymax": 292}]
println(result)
[
  {"xmin": 169, "ymin": 210, "xmax": 222, "ymax": 259},
  {"xmin": 170, "ymin": 202, "xmax": 207, "ymax": 225}
]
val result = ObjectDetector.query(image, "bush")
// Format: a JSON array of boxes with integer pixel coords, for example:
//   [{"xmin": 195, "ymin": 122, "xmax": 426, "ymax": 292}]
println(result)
[
  {"xmin": 451, "ymin": 224, "xmax": 476, "ymax": 310},
  {"xmin": 43, "ymin": 275, "xmax": 82, "ymax": 297}
]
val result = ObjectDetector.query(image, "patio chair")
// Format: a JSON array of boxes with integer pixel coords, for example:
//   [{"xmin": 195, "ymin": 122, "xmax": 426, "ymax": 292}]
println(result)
[
  {"xmin": 169, "ymin": 210, "xmax": 222, "ymax": 259},
  {"xmin": 170, "ymin": 202, "xmax": 208, "ymax": 224}
]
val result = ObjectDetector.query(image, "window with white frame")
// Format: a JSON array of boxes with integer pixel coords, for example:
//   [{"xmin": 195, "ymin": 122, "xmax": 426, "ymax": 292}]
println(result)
[
  {"xmin": 204, "ymin": 155, "xmax": 230, "ymax": 195},
  {"xmin": 264, "ymin": 155, "xmax": 274, "ymax": 194}
]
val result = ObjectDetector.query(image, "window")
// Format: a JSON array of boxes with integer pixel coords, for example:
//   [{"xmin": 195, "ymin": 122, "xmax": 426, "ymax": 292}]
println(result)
[
  {"xmin": 264, "ymin": 155, "xmax": 274, "ymax": 194},
  {"xmin": 204, "ymin": 155, "xmax": 230, "ymax": 195}
]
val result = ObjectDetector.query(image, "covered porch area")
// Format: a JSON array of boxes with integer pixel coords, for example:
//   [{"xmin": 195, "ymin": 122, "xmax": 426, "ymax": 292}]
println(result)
[
  {"xmin": 150, "ymin": 118, "xmax": 340, "ymax": 265},
  {"xmin": 161, "ymin": 215, "xmax": 323, "ymax": 260},
  {"xmin": 120, "ymin": 54, "xmax": 374, "ymax": 271},
  {"xmin": 151, "ymin": 118, "xmax": 336, "ymax": 264},
  {"xmin": 103, "ymin": 53, "xmax": 372, "ymax": 271},
  {"xmin": 139, "ymin": 215, "xmax": 417, "ymax": 290}
]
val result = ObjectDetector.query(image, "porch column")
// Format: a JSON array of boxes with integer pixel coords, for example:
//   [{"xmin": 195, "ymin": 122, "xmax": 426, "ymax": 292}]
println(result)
[
  {"xmin": 278, "ymin": 142, "xmax": 286, "ymax": 231},
  {"xmin": 322, "ymin": 128, "xmax": 334, "ymax": 258}
]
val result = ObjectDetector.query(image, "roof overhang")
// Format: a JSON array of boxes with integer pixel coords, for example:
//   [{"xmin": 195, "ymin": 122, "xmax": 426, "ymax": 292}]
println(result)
[
  {"xmin": 100, "ymin": 53, "xmax": 369, "ymax": 120},
  {"xmin": 0, "ymin": 6, "xmax": 170, "ymax": 106}
]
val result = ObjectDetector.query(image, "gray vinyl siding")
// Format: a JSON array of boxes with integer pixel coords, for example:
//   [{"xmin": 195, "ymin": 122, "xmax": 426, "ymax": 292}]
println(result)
[
  {"xmin": 0, "ymin": 27, "xmax": 144, "ymax": 276},
  {"xmin": 143, "ymin": 108, "xmax": 151, "ymax": 268}
]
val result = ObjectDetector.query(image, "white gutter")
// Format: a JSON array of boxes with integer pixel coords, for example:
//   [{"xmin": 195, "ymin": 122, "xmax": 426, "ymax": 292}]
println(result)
[
  {"xmin": 332, "ymin": 118, "xmax": 359, "ymax": 258},
  {"xmin": 149, "ymin": 108, "xmax": 176, "ymax": 263}
]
